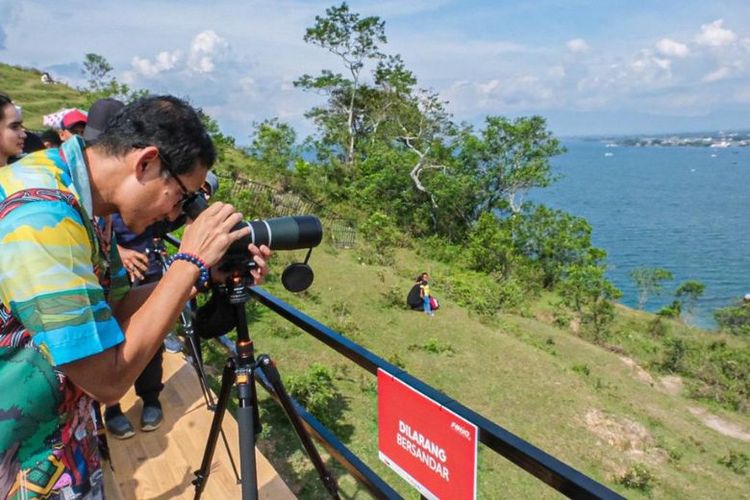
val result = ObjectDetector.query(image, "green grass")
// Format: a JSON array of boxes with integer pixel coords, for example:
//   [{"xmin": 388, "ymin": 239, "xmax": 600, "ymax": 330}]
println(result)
[
  {"xmin": 211, "ymin": 246, "xmax": 750, "ymax": 499},
  {"xmin": 1, "ymin": 63, "xmax": 89, "ymax": 131}
]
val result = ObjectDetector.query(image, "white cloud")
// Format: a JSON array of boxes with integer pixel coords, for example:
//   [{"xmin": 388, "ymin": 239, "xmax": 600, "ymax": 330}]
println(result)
[
  {"xmin": 188, "ymin": 30, "xmax": 230, "ymax": 73},
  {"xmin": 656, "ymin": 38, "xmax": 689, "ymax": 58},
  {"xmin": 703, "ymin": 66, "xmax": 731, "ymax": 82},
  {"xmin": 695, "ymin": 19, "xmax": 737, "ymax": 47},
  {"xmin": 629, "ymin": 50, "xmax": 672, "ymax": 81},
  {"xmin": 131, "ymin": 50, "xmax": 181, "ymax": 77},
  {"xmin": 566, "ymin": 38, "xmax": 589, "ymax": 53},
  {"xmin": 548, "ymin": 65, "xmax": 566, "ymax": 79}
]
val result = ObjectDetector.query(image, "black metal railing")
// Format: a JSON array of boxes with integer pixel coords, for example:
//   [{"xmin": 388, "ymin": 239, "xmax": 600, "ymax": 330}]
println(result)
[{"xmin": 246, "ymin": 286, "xmax": 625, "ymax": 499}]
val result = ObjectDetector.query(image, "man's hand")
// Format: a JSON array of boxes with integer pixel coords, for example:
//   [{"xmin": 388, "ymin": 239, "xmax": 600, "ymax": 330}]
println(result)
[
  {"xmin": 178, "ymin": 202, "xmax": 250, "ymax": 267},
  {"xmin": 207, "ymin": 244, "xmax": 272, "ymax": 287},
  {"xmin": 118, "ymin": 245, "xmax": 149, "ymax": 282},
  {"xmin": 248, "ymin": 244, "xmax": 271, "ymax": 284}
]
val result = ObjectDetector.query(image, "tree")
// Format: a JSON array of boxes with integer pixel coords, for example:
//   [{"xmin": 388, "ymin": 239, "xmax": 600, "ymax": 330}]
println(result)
[
  {"xmin": 630, "ymin": 267, "xmax": 674, "ymax": 310},
  {"xmin": 513, "ymin": 203, "xmax": 596, "ymax": 288},
  {"xmin": 391, "ymin": 89, "xmax": 454, "ymax": 226},
  {"xmin": 558, "ymin": 249, "xmax": 621, "ymax": 342},
  {"xmin": 675, "ymin": 280, "xmax": 705, "ymax": 320},
  {"xmin": 295, "ymin": 2, "xmax": 386, "ymax": 167},
  {"xmin": 80, "ymin": 53, "xmax": 141, "ymax": 106},
  {"xmin": 82, "ymin": 53, "xmax": 115, "ymax": 92},
  {"xmin": 198, "ymin": 111, "xmax": 235, "ymax": 163},
  {"xmin": 459, "ymin": 115, "xmax": 564, "ymax": 215},
  {"xmin": 465, "ymin": 212, "xmax": 514, "ymax": 277},
  {"xmin": 247, "ymin": 118, "xmax": 299, "ymax": 176}
]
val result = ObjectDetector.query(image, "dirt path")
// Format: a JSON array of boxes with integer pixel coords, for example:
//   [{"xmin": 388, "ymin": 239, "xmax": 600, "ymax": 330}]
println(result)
[{"xmin": 689, "ymin": 407, "xmax": 750, "ymax": 442}]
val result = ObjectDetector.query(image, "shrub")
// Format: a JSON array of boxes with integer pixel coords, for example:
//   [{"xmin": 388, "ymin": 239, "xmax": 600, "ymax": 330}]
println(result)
[
  {"xmin": 648, "ymin": 317, "xmax": 669, "ymax": 337},
  {"xmin": 408, "ymin": 338, "xmax": 455, "ymax": 356},
  {"xmin": 616, "ymin": 463, "xmax": 654, "ymax": 492},
  {"xmin": 658, "ymin": 300, "xmax": 681, "ymax": 319},
  {"xmin": 718, "ymin": 450, "xmax": 749, "ymax": 475},
  {"xmin": 270, "ymin": 324, "xmax": 302, "ymax": 339},
  {"xmin": 659, "ymin": 337, "xmax": 687, "ymax": 373},
  {"xmin": 381, "ymin": 285, "xmax": 407, "ymax": 309},
  {"xmin": 571, "ymin": 363, "xmax": 591, "ymax": 376},
  {"xmin": 285, "ymin": 363, "xmax": 340, "ymax": 428},
  {"xmin": 358, "ymin": 211, "xmax": 403, "ymax": 264},
  {"xmin": 714, "ymin": 302, "xmax": 750, "ymax": 337},
  {"xmin": 441, "ymin": 270, "xmax": 524, "ymax": 315}
]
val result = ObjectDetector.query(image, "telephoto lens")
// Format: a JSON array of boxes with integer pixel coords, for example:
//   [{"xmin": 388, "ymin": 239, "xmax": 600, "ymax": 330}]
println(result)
[{"xmin": 182, "ymin": 193, "xmax": 323, "ymax": 260}]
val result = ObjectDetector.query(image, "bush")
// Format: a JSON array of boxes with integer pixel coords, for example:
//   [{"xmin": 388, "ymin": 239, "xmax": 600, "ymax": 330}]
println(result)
[
  {"xmin": 571, "ymin": 363, "xmax": 591, "ymax": 376},
  {"xmin": 408, "ymin": 338, "xmax": 455, "ymax": 356},
  {"xmin": 381, "ymin": 285, "xmax": 407, "ymax": 309},
  {"xmin": 285, "ymin": 363, "xmax": 341, "ymax": 428},
  {"xmin": 659, "ymin": 337, "xmax": 688, "ymax": 373},
  {"xmin": 441, "ymin": 270, "xmax": 524, "ymax": 315},
  {"xmin": 616, "ymin": 463, "xmax": 654, "ymax": 492},
  {"xmin": 648, "ymin": 317, "xmax": 669, "ymax": 337},
  {"xmin": 270, "ymin": 324, "xmax": 302, "ymax": 339},
  {"xmin": 718, "ymin": 450, "xmax": 749, "ymax": 475},
  {"xmin": 658, "ymin": 300, "xmax": 681, "ymax": 319},
  {"xmin": 358, "ymin": 211, "xmax": 403, "ymax": 264},
  {"xmin": 714, "ymin": 302, "xmax": 750, "ymax": 337}
]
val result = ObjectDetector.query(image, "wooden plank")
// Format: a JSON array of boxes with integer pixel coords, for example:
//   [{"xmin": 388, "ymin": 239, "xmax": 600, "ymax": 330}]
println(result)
[{"xmin": 105, "ymin": 351, "xmax": 296, "ymax": 499}]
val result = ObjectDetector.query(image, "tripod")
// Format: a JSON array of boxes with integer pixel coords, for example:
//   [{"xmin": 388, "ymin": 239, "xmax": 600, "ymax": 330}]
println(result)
[
  {"xmin": 150, "ymin": 235, "xmax": 242, "ymax": 482},
  {"xmin": 191, "ymin": 274, "xmax": 340, "ymax": 500}
]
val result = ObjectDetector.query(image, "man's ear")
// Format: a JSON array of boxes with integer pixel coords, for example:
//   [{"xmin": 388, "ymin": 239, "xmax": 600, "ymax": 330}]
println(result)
[{"xmin": 133, "ymin": 146, "xmax": 160, "ymax": 181}]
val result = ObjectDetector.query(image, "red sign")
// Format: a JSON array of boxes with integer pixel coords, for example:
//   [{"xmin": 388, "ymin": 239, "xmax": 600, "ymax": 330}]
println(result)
[{"xmin": 377, "ymin": 368, "xmax": 478, "ymax": 500}]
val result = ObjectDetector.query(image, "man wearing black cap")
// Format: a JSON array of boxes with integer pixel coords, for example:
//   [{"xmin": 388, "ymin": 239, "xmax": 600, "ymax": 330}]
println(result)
[{"xmin": 85, "ymin": 97, "xmax": 176, "ymax": 438}]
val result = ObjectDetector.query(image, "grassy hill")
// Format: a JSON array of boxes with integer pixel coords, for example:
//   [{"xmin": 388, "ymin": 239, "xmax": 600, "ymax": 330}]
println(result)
[
  {"xmin": 242, "ymin": 247, "xmax": 750, "ymax": 499},
  {"xmin": 1, "ymin": 63, "xmax": 89, "ymax": 130},
  {"xmin": 3, "ymin": 61, "xmax": 748, "ymax": 498}
]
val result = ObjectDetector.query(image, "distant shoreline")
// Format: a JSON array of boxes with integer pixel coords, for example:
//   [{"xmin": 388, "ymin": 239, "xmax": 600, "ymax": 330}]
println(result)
[{"xmin": 572, "ymin": 131, "xmax": 750, "ymax": 148}]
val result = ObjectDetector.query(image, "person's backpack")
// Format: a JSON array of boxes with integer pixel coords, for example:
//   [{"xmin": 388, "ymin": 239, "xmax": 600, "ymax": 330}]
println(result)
[
  {"xmin": 429, "ymin": 296, "xmax": 440, "ymax": 311},
  {"xmin": 406, "ymin": 283, "xmax": 422, "ymax": 310}
]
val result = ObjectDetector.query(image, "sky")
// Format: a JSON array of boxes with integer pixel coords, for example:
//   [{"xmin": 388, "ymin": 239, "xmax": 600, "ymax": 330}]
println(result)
[{"xmin": 2, "ymin": 0, "xmax": 749, "ymax": 143}]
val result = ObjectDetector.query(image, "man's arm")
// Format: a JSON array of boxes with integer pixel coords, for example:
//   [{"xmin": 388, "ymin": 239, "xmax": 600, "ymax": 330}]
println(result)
[{"xmin": 61, "ymin": 260, "xmax": 199, "ymax": 404}]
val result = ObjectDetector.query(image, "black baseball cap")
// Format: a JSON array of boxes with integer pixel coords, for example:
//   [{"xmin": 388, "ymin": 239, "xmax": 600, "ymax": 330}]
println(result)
[{"xmin": 83, "ymin": 98, "xmax": 125, "ymax": 144}]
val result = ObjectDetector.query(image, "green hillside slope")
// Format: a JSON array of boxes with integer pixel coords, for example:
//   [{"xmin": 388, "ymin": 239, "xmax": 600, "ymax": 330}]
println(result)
[
  {"xmin": 246, "ymin": 246, "xmax": 750, "ymax": 498},
  {"xmin": 1, "ymin": 63, "xmax": 89, "ymax": 130}
]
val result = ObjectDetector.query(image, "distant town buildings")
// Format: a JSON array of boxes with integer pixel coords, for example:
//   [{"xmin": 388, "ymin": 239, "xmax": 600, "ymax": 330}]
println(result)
[{"xmin": 600, "ymin": 131, "xmax": 750, "ymax": 147}]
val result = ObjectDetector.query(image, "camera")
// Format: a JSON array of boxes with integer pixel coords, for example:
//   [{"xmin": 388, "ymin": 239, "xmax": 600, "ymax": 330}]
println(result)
[{"xmin": 182, "ymin": 192, "xmax": 322, "ymax": 289}]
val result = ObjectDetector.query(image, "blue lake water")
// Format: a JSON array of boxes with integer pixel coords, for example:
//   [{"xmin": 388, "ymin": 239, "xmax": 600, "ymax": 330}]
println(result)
[{"xmin": 531, "ymin": 140, "xmax": 750, "ymax": 328}]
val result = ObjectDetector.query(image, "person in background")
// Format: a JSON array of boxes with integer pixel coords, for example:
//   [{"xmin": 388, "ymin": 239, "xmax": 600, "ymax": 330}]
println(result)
[
  {"xmin": 41, "ymin": 128, "xmax": 63, "ymax": 148},
  {"xmin": 0, "ymin": 94, "xmax": 271, "ymax": 499},
  {"xmin": 418, "ymin": 272, "xmax": 434, "ymax": 316},
  {"xmin": 0, "ymin": 92, "xmax": 26, "ymax": 166},
  {"xmin": 58, "ymin": 108, "xmax": 88, "ymax": 141}
]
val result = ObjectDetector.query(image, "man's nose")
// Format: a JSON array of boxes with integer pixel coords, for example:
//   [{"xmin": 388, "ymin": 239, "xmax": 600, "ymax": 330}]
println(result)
[{"xmin": 167, "ymin": 204, "xmax": 183, "ymax": 222}]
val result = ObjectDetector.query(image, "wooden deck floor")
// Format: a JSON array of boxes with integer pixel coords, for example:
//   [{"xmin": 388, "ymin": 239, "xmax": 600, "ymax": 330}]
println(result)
[{"xmin": 104, "ymin": 351, "xmax": 295, "ymax": 499}]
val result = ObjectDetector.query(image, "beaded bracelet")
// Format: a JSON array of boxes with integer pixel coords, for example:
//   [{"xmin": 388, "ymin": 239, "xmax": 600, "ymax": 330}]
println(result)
[{"xmin": 172, "ymin": 252, "xmax": 211, "ymax": 292}]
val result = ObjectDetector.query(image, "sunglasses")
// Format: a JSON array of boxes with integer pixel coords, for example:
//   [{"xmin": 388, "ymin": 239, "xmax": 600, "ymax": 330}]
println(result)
[{"xmin": 133, "ymin": 144, "xmax": 199, "ymax": 207}]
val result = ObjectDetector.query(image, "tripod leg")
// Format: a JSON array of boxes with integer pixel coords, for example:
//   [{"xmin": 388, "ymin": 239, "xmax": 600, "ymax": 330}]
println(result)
[
  {"xmin": 184, "ymin": 328, "xmax": 214, "ymax": 409},
  {"xmin": 193, "ymin": 358, "xmax": 236, "ymax": 500},
  {"xmin": 183, "ymin": 329, "xmax": 242, "ymax": 484},
  {"xmin": 236, "ymin": 365, "xmax": 259, "ymax": 500},
  {"xmin": 256, "ymin": 355, "xmax": 341, "ymax": 499}
]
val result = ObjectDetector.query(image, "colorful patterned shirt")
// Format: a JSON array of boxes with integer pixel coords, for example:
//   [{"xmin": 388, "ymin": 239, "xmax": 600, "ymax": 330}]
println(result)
[{"xmin": 0, "ymin": 137, "xmax": 129, "ymax": 499}]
